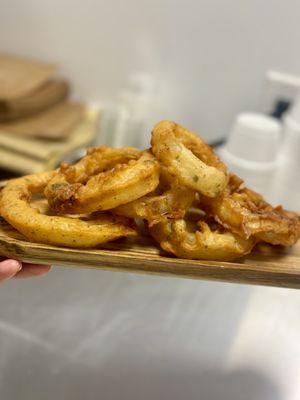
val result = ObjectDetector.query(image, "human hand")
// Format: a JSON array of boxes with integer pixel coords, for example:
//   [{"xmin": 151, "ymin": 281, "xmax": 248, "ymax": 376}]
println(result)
[{"xmin": 0, "ymin": 259, "xmax": 50, "ymax": 283}]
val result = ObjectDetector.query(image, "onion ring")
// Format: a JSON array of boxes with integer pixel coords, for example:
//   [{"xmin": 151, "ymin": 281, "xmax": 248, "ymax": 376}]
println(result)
[
  {"xmin": 200, "ymin": 174, "xmax": 300, "ymax": 246},
  {"xmin": 0, "ymin": 172, "xmax": 137, "ymax": 248},
  {"xmin": 149, "ymin": 217, "xmax": 255, "ymax": 261},
  {"xmin": 151, "ymin": 120, "xmax": 228, "ymax": 197},
  {"xmin": 44, "ymin": 147, "xmax": 160, "ymax": 214}
]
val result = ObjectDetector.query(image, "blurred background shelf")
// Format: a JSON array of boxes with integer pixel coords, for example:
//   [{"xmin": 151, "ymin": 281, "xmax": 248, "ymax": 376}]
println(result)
[
  {"xmin": 0, "ymin": 53, "xmax": 100, "ymax": 176},
  {"xmin": 0, "ymin": 107, "xmax": 99, "ymax": 175}
]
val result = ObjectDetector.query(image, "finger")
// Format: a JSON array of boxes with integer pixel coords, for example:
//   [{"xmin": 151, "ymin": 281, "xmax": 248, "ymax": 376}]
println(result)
[
  {"xmin": 0, "ymin": 259, "xmax": 22, "ymax": 282},
  {"xmin": 14, "ymin": 264, "xmax": 51, "ymax": 279}
]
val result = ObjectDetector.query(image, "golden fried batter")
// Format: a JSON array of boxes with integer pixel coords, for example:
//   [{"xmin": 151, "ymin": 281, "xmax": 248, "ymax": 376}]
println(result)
[
  {"xmin": 200, "ymin": 175, "xmax": 300, "ymax": 246},
  {"xmin": 1, "ymin": 120, "xmax": 298, "ymax": 261},
  {"xmin": 45, "ymin": 147, "xmax": 160, "ymax": 214},
  {"xmin": 150, "ymin": 217, "xmax": 255, "ymax": 261},
  {"xmin": 114, "ymin": 186, "xmax": 195, "ymax": 226},
  {"xmin": 151, "ymin": 120, "xmax": 228, "ymax": 197},
  {"xmin": 0, "ymin": 172, "xmax": 137, "ymax": 248}
]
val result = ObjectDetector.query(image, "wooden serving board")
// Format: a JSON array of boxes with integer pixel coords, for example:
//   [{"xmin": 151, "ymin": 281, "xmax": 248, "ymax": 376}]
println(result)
[{"xmin": 0, "ymin": 215, "xmax": 299, "ymax": 288}]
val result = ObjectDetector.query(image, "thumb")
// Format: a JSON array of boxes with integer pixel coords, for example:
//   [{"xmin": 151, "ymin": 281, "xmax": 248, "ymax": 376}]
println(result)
[{"xmin": 0, "ymin": 260, "xmax": 22, "ymax": 283}]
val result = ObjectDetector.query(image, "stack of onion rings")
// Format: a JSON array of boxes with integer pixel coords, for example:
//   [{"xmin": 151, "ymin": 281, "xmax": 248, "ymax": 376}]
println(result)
[{"xmin": 0, "ymin": 120, "xmax": 299, "ymax": 258}]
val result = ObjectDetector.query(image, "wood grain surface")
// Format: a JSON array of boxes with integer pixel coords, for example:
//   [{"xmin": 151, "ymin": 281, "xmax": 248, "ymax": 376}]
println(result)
[{"xmin": 0, "ymin": 214, "xmax": 299, "ymax": 288}]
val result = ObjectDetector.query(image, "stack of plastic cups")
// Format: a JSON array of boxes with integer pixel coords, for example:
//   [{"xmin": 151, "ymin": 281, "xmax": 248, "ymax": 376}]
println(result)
[
  {"xmin": 218, "ymin": 113, "xmax": 281, "ymax": 204},
  {"xmin": 273, "ymin": 99, "xmax": 300, "ymax": 211}
]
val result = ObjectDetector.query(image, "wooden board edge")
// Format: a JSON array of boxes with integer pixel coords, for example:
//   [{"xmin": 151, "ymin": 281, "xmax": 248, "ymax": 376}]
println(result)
[{"xmin": 0, "ymin": 234, "xmax": 299, "ymax": 289}]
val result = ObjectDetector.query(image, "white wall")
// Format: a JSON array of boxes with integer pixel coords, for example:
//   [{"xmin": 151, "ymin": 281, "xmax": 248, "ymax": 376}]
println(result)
[{"xmin": 1, "ymin": 0, "xmax": 300, "ymax": 141}]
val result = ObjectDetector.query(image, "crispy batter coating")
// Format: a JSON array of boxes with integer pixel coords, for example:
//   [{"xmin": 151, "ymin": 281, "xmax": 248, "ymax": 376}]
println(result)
[
  {"xmin": 200, "ymin": 175, "xmax": 300, "ymax": 246},
  {"xmin": 113, "ymin": 186, "xmax": 196, "ymax": 226},
  {"xmin": 149, "ymin": 217, "xmax": 255, "ymax": 261},
  {"xmin": 113, "ymin": 164, "xmax": 196, "ymax": 225},
  {"xmin": 44, "ymin": 147, "xmax": 160, "ymax": 214},
  {"xmin": 151, "ymin": 121, "xmax": 228, "ymax": 197},
  {"xmin": 0, "ymin": 172, "xmax": 137, "ymax": 248},
  {"xmin": 1, "ymin": 120, "xmax": 299, "ymax": 260}
]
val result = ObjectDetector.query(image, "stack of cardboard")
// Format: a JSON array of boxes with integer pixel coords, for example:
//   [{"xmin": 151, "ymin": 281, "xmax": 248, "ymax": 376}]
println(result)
[{"xmin": 0, "ymin": 54, "xmax": 99, "ymax": 175}]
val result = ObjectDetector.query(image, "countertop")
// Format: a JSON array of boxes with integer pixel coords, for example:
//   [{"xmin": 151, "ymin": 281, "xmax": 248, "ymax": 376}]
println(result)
[{"xmin": 0, "ymin": 267, "xmax": 299, "ymax": 399}]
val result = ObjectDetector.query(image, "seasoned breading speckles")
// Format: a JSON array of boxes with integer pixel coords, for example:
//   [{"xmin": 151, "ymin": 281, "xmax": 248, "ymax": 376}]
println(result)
[
  {"xmin": 151, "ymin": 120, "xmax": 228, "ymax": 197},
  {"xmin": 44, "ymin": 147, "xmax": 160, "ymax": 214},
  {"xmin": 0, "ymin": 172, "xmax": 137, "ymax": 248}
]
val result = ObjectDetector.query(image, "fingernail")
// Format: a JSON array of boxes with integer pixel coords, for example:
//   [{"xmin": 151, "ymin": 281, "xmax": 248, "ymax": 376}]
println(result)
[
  {"xmin": 11, "ymin": 260, "xmax": 22, "ymax": 271},
  {"xmin": 0, "ymin": 259, "xmax": 22, "ymax": 280}
]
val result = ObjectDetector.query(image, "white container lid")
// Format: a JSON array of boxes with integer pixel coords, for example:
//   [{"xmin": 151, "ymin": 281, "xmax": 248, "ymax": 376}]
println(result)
[{"xmin": 225, "ymin": 113, "xmax": 281, "ymax": 164}]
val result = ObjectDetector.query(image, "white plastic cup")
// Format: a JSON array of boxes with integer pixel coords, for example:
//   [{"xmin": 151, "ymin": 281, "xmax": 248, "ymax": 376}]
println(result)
[
  {"xmin": 219, "ymin": 113, "xmax": 282, "ymax": 203},
  {"xmin": 280, "ymin": 115, "xmax": 300, "ymax": 163},
  {"xmin": 225, "ymin": 113, "xmax": 281, "ymax": 163}
]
